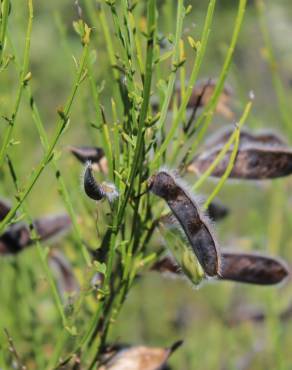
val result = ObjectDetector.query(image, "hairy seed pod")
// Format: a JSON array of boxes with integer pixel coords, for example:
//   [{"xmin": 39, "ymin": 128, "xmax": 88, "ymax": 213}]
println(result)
[
  {"xmin": 83, "ymin": 162, "xmax": 105, "ymax": 201},
  {"xmin": 189, "ymin": 144, "xmax": 292, "ymax": 179},
  {"xmin": 98, "ymin": 341, "xmax": 183, "ymax": 370},
  {"xmin": 204, "ymin": 126, "xmax": 287, "ymax": 150},
  {"xmin": 148, "ymin": 170, "xmax": 220, "ymax": 276},
  {"xmin": 220, "ymin": 250, "xmax": 290, "ymax": 285}
]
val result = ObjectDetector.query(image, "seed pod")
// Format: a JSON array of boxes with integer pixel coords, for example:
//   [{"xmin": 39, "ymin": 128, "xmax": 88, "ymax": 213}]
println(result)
[
  {"xmin": 175, "ymin": 79, "xmax": 234, "ymax": 119},
  {"xmin": 83, "ymin": 162, "xmax": 105, "ymax": 201},
  {"xmin": 148, "ymin": 170, "xmax": 220, "ymax": 277},
  {"xmin": 206, "ymin": 200, "xmax": 229, "ymax": 221},
  {"xmin": 69, "ymin": 145, "xmax": 104, "ymax": 164},
  {"xmin": 189, "ymin": 144, "xmax": 292, "ymax": 179},
  {"xmin": 33, "ymin": 213, "xmax": 71, "ymax": 243},
  {"xmin": 220, "ymin": 250, "xmax": 290, "ymax": 285},
  {"xmin": 0, "ymin": 198, "xmax": 11, "ymax": 221},
  {"xmin": 98, "ymin": 341, "xmax": 183, "ymax": 370},
  {"xmin": 0, "ymin": 222, "xmax": 31, "ymax": 254},
  {"xmin": 204, "ymin": 126, "xmax": 287, "ymax": 150},
  {"xmin": 0, "ymin": 213, "xmax": 71, "ymax": 255}
]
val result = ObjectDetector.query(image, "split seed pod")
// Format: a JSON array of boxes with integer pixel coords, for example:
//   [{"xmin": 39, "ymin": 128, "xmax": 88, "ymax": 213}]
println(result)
[
  {"xmin": 70, "ymin": 145, "xmax": 108, "ymax": 173},
  {"xmin": 220, "ymin": 249, "xmax": 289, "ymax": 285},
  {"xmin": 189, "ymin": 144, "xmax": 292, "ymax": 180},
  {"xmin": 98, "ymin": 340, "xmax": 183, "ymax": 370},
  {"xmin": 148, "ymin": 170, "xmax": 220, "ymax": 277},
  {"xmin": 83, "ymin": 162, "xmax": 119, "ymax": 202}
]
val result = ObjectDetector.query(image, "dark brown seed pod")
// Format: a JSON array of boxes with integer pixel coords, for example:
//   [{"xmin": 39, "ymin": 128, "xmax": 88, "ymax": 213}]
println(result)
[
  {"xmin": 98, "ymin": 340, "xmax": 183, "ymax": 370},
  {"xmin": 0, "ymin": 198, "xmax": 11, "ymax": 221},
  {"xmin": 83, "ymin": 162, "xmax": 105, "ymax": 201},
  {"xmin": 220, "ymin": 250, "xmax": 290, "ymax": 285},
  {"xmin": 206, "ymin": 200, "xmax": 229, "ymax": 222},
  {"xmin": 0, "ymin": 213, "xmax": 71, "ymax": 255},
  {"xmin": 148, "ymin": 170, "xmax": 220, "ymax": 277},
  {"xmin": 69, "ymin": 145, "xmax": 104, "ymax": 164},
  {"xmin": 70, "ymin": 145, "xmax": 108, "ymax": 173},
  {"xmin": 189, "ymin": 144, "xmax": 292, "ymax": 179},
  {"xmin": 0, "ymin": 223, "xmax": 31, "ymax": 255},
  {"xmin": 204, "ymin": 126, "xmax": 287, "ymax": 150}
]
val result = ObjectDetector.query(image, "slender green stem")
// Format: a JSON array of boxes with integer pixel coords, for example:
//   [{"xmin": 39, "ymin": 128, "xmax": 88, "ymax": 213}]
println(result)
[{"xmin": 0, "ymin": 0, "xmax": 33, "ymax": 168}]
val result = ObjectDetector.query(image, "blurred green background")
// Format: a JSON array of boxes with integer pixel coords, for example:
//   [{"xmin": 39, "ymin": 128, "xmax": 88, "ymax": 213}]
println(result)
[{"xmin": 1, "ymin": 0, "xmax": 292, "ymax": 369}]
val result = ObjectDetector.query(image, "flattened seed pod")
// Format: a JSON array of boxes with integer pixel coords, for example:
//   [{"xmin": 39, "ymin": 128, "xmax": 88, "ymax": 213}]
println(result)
[
  {"xmin": 204, "ymin": 126, "xmax": 287, "ymax": 150},
  {"xmin": 190, "ymin": 144, "xmax": 292, "ymax": 179},
  {"xmin": 220, "ymin": 250, "xmax": 290, "ymax": 285},
  {"xmin": 148, "ymin": 170, "xmax": 220, "ymax": 276},
  {"xmin": 98, "ymin": 341, "xmax": 183, "ymax": 370}
]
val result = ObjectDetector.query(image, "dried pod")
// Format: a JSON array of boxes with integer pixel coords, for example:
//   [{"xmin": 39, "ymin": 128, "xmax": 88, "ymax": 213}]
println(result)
[
  {"xmin": 0, "ymin": 213, "xmax": 71, "ymax": 255},
  {"xmin": 70, "ymin": 145, "xmax": 108, "ymax": 173},
  {"xmin": 84, "ymin": 162, "xmax": 105, "ymax": 201},
  {"xmin": 206, "ymin": 200, "xmax": 229, "ymax": 221},
  {"xmin": 148, "ymin": 170, "xmax": 220, "ymax": 277},
  {"xmin": 151, "ymin": 256, "xmax": 181, "ymax": 275},
  {"xmin": 0, "ymin": 198, "xmax": 11, "ymax": 221},
  {"xmin": 83, "ymin": 162, "xmax": 119, "ymax": 202},
  {"xmin": 33, "ymin": 213, "xmax": 71, "ymax": 243},
  {"xmin": 98, "ymin": 341, "xmax": 183, "ymax": 370},
  {"xmin": 0, "ymin": 223, "xmax": 31, "ymax": 254},
  {"xmin": 189, "ymin": 144, "xmax": 292, "ymax": 180},
  {"xmin": 175, "ymin": 79, "xmax": 234, "ymax": 119},
  {"xmin": 70, "ymin": 145, "xmax": 104, "ymax": 163},
  {"xmin": 220, "ymin": 250, "xmax": 290, "ymax": 285},
  {"xmin": 204, "ymin": 126, "xmax": 287, "ymax": 150},
  {"xmin": 49, "ymin": 250, "xmax": 79, "ymax": 296}
]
